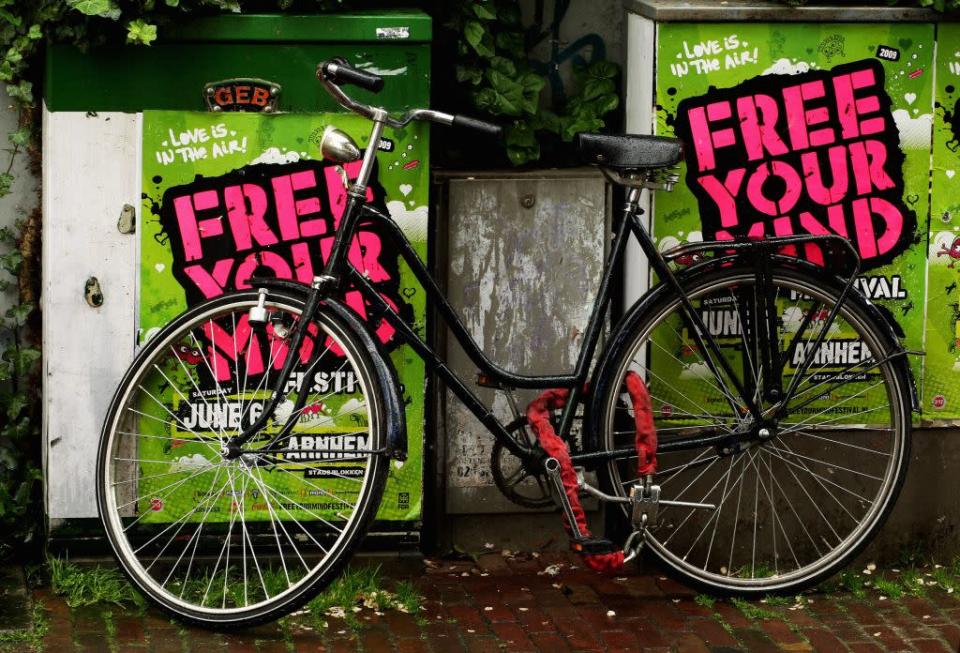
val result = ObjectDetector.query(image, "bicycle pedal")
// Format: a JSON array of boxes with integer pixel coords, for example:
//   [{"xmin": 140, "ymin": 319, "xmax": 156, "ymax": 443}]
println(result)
[{"xmin": 571, "ymin": 537, "xmax": 620, "ymax": 556}]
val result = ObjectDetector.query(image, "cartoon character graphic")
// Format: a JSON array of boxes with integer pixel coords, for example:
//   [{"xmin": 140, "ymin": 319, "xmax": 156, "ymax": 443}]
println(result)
[
  {"xmin": 171, "ymin": 343, "xmax": 203, "ymax": 365},
  {"xmin": 937, "ymin": 236, "xmax": 960, "ymax": 268}
]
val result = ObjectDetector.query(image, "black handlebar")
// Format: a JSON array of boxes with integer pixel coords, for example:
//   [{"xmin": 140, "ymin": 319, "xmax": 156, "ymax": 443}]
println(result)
[
  {"xmin": 452, "ymin": 114, "xmax": 503, "ymax": 139},
  {"xmin": 318, "ymin": 58, "xmax": 503, "ymax": 138},
  {"xmin": 319, "ymin": 59, "xmax": 384, "ymax": 93}
]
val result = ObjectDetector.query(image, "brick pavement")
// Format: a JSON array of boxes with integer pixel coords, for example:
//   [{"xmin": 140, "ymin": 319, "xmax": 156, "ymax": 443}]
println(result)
[{"xmin": 15, "ymin": 553, "xmax": 960, "ymax": 652}]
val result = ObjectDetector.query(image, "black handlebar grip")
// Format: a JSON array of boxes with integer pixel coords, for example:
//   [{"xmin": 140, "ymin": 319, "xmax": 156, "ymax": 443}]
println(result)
[
  {"xmin": 452, "ymin": 114, "xmax": 503, "ymax": 139},
  {"xmin": 320, "ymin": 59, "xmax": 384, "ymax": 93}
]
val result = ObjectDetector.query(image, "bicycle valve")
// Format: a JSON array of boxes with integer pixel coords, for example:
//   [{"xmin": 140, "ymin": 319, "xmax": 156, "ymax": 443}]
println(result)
[{"xmin": 248, "ymin": 288, "xmax": 269, "ymax": 325}]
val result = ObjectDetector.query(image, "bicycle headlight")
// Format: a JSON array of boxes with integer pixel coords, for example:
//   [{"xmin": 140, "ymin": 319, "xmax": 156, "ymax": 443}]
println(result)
[{"xmin": 319, "ymin": 126, "xmax": 361, "ymax": 164}]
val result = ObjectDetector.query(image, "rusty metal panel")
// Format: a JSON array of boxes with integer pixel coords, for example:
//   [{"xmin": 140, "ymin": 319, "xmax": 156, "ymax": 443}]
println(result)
[{"xmin": 440, "ymin": 169, "xmax": 610, "ymax": 514}]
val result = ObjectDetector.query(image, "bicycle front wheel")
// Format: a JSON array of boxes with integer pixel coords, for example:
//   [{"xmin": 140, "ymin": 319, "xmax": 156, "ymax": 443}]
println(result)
[
  {"xmin": 599, "ymin": 265, "xmax": 912, "ymax": 595},
  {"xmin": 98, "ymin": 290, "xmax": 390, "ymax": 627}
]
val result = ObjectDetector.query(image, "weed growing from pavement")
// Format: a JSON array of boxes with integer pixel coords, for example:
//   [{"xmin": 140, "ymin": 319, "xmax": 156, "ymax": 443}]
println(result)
[
  {"xmin": 714, "ymin": 614, "xmax": 734, "ymax": 634},
  {"xmin": 304, "ymin": 565, "xmax": 424, "ymax": 631},
  {"xmin": 759, "ymin": 594, "xmax": 791, "ymax": 607},
  {"xmin": 872, "ymin": 577, "xmax": 904, "ymax": 599},
  {"xmin": 731, "ymin": 597, "xmax": 779, "ymax": 621},
  {"xmin": 49, "ymin": 558, "xmax": 145, "ymax": 610},
  {"xmin": 897, "ymin": 568, "xmax": 927, "ymax": 597},
  {"xmin": 0, "ymin": 602, "xmax": 48, "ymax": 653},
  {"xmin": 838, "ymin": 569, "xmax": 868, "ymax": 598},
  {"xmin": 43, "ymin": 558, "xmax": 424, "ymax": 633},
  {"xmin": 102, "ymin": 610, "xmax": 118, "ymax": 653},
  {"xmin": 931, "ymin": 564, "xmax": 960, "ymax": 594},
  {"xmin": 694, "ymin": 594, "xmax": 715, "ymax": 609}
]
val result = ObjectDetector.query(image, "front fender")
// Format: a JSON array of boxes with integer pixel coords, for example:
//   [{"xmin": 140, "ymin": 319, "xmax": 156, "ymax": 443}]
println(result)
[
  {"xmin": 584, "ymin": 259, "xmax": 917, "ymax": 453},
  {"xmin": 250, "ymin": 278, "xmax": 407, "ymax": 460}
]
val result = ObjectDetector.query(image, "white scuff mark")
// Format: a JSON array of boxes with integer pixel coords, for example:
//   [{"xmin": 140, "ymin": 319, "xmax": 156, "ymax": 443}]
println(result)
[
  {"xmin": 170, "ymin": 453, "xmax": 214, "ymax": 473},
  {"xmin": 271, "ymin": 399, "xmax": 296, "ymax": 423},
  {"xmin": 761, "ymin": 58, "xmax": 812, "ymax": 76},
  {"xmin": 386, "ymin": 200, "xmax": 428, "ymax": 242},
  {"xmin": 892, "ymin": 109, "xmax": 932, "ymax": 150},
  {"xmin": 355, "ymin": 62, "xmax": 409, "ymax": 76},
  {"xmin": 250, "ymin": 147, "xmax": 302, "ymax": 165},
  {"xmin": 339, "ymin": 397, "xmax": 366, "ymax": 416},
  {"xmin": 679, "ymin": 362, "xmax": 713, "ymax": 380},
  {"xmin": 930, "ymin": 230, "xmax": 958, "ymax": 262}
]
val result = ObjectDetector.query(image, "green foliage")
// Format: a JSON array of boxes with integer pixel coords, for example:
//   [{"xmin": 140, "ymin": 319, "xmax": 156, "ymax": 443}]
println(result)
[
  {"xmin": 306, "ymin": 564, "xmax": 423, "ymax": 630},
  {"xmin": 0, "ymin": 216, "xmax": 40, "ymax": 559},
  {"xmin": 48, "ymin": 558, "xmax": 146, "ymax": 609},
  {"xmin": 730, "ymin": 597, "xmax": 780, "ymax": 621},
  {"xmin": 0, "ymin": 602, "xmax": 48, "ymax": 652},
  {"xmin": 694, "ymin": 593, "xmax": 715, "ymax": 609},
  {"xmin": 452, "ymin": 0, "xmax": 620, "ymax": 165},
  {"xmin": 126, "ymin": 18, "xmax": 157, "ymax": 45}
]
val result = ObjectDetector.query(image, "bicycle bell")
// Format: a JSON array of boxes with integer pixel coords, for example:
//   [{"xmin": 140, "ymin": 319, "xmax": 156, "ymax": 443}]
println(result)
[{"xmin": 319, "ymin": 125, "xmax": 361, "ymax": 163}]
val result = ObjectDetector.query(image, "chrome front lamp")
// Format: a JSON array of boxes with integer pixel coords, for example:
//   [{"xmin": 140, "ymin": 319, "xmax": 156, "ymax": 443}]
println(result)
[{"xmin": 319, "ymin": 126, "xmax": 361, "ymax": 163}]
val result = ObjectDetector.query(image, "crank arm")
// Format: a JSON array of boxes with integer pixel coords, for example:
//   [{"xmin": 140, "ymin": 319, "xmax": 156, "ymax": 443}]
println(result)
[{"xmin": 543, "ymin": 457, "xmax": 586, "ymax": 540}]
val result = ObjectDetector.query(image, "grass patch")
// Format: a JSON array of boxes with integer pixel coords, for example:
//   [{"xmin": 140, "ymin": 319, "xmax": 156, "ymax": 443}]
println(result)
[
  {"xmin": 898, "ymin": 568, "xmax": 927, "ymax": 597},
  {"xmin": 0, "ymin": 603, "xmax": 49, "ymax": 652},
  {"xmin": 48, "ymin": 558, "xmax": 145, "ymax": 610},
  {"xmin": 760, "ymin": 594, "xmax": 792, "ymax": 607},
  {"xmin": 306, "ymin": 565, "xmax": 424, "ymax": 631},
  {"xmin": 694, "ymin": 594, "xmax": 715, "ymax": 609},
  {"xmin": 714, "ymin": 614, "xmax": 734, "ymax": 634},
  {"xmin": 838, "ymin": 569, "xmax": 867, "ymax": 599},
  {"xmin": 872, "ymin": 577, "xmax": 904, "ymax": 599},
  {"xmin": 731, "ymin": 597, "xmax": 779, "ymax": 621},
  {"xmin": 932, "ymin": 564, "xmax": 960, "ymax": 594}
]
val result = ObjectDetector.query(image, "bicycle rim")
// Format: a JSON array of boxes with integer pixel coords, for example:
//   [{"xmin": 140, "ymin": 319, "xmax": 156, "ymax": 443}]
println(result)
[
  {"xmin": 602, "ymin": 268, "xmax": 910, "ymax": 593},
  {"xmin": 98, "ymin": 292, "xmax": 388, "ymax": 625}
]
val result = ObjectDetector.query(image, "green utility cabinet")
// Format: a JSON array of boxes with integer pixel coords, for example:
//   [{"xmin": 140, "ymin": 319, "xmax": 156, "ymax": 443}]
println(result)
[{"xmin": 42, "ymin": 12, "xmax": 431, "ymax": 544}]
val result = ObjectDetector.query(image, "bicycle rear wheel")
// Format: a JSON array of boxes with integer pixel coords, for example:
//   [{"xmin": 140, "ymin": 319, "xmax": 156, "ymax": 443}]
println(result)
[
  {"xmin": 599, "ymin": 265, "xmax": 912, "ymax": 595},
  {"xmin": 98, "ymin": 290, "xmax": 389, "ymax": 627}
]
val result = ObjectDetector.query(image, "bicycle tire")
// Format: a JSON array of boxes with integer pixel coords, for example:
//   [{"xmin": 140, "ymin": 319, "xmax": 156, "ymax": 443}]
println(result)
[
  {"xmin": 97, "ymin": 289, "xmax": 390, "ymax": 628},
  {"xmin": 596, "ymin": 264, "xmax": 912, "ymax": 595}
]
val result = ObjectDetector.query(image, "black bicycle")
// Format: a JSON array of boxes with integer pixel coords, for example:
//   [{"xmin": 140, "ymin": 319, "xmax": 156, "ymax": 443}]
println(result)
[{"xmin": 97, "ymin": 59, "xmax": 915, "ymax": 627}]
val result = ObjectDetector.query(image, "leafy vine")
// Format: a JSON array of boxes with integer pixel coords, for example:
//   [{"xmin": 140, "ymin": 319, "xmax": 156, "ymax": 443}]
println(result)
[{"xmin": 451, "ymin": 0, "xmax": 621, "ymax": 165}]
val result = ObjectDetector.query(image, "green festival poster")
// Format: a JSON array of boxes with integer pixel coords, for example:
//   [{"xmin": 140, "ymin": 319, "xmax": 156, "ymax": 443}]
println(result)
[
  {"xmin": 649, "ymin": 23, "xmax": 933, "ymax": 422},
  {"xmin": 136, "ymin": 110, "xmax": 428, "ymax": 524},
  {"xmin": 925, "ymin": 23, "xmax": 960, "ymax": 419}
]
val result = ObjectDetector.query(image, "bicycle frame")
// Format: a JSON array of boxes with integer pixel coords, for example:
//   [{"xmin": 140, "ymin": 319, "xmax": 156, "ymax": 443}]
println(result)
[{"xmin": 228, "ymin": 103, "xmax": 896, "ymax": 478}]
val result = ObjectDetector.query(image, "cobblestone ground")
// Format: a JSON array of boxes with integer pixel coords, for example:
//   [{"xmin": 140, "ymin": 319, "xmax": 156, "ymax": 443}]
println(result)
[{"xmin": 19, "ymin": 552, "xmax": 960, "ymax": 652}]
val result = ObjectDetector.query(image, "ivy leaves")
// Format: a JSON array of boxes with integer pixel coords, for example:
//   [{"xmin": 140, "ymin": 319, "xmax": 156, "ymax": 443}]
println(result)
[
  {"xmin": 0, "ymin": 222, "xmax": 40, "ymax": 552},
  {"xmin": 66, "ymin": 0, "xmax": 121, "ymax": 20},
  {"xmin": 452, "ymin": 0, "xmax": 620, "ymax": 166},
  {"xmin": 126, "ymin": 18, "xmax": 157, "ymax": 45}
]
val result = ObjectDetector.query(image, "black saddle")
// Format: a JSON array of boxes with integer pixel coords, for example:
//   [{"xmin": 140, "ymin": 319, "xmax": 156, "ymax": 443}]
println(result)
[{"xmin": 575, "ymin": 133, "xmax": 682, "ymax": 170}]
